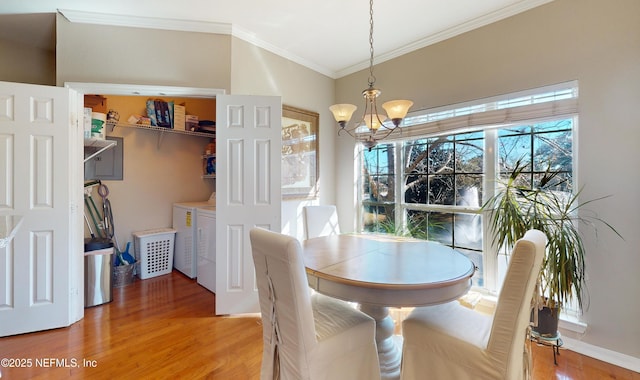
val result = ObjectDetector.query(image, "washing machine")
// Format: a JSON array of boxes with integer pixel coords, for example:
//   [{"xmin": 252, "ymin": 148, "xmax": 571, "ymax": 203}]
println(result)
[
  {"xmin": 195, "ymin": 205, "xmax": 216, "ymax": 293},
  {"xmin": 172, "ymin": 194, "xmax": 215, "ymax": 278}
]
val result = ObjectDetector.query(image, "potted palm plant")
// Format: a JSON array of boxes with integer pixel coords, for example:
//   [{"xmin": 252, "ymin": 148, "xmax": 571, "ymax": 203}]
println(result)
[{"xmin": 482, "ymin": 159, "xmax": 621, "ymax": 335}]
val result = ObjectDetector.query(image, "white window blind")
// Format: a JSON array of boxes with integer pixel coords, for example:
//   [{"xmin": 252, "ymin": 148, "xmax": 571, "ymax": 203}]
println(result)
[{"xmin": 381, "ymin": 81, "xmax": 578, "ymax": 141}]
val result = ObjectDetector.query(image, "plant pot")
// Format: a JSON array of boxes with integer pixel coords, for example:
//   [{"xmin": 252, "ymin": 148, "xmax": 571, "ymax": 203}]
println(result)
[{"xmin": 532, "ymin": 305, "xmax": 560, "ymax": 337}]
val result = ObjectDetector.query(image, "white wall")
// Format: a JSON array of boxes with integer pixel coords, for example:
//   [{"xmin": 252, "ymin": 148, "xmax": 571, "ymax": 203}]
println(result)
[{"xmin": 335, "ymin": 0, "xmax": 640, "ymax": 360}]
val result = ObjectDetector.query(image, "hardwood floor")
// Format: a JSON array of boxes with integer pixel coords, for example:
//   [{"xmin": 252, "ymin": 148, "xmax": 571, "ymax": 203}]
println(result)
[{"xmin": 0, "ymin": 271, "xmax": 637, "ymax": 379}]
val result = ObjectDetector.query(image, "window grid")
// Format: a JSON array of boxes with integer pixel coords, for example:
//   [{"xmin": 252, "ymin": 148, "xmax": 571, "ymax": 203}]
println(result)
[{"xmin": 358, "ymin": 117, "xmax": 575, "ymax": 293}]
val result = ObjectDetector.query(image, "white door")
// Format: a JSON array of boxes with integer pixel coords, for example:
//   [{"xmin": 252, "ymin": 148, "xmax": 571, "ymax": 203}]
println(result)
[
  {"xmin": 0, "ymin": 81, "xmax": 83, "ymax": 336},
  {"xmin": 215, "ymin": 95, "xmax": 281, "ymax": 315}
]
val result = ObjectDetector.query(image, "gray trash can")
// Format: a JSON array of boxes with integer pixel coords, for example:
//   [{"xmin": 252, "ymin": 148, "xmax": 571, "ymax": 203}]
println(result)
[{"xmin": 84, "ymin": 246, "xmax": 114, "ymax": 307}]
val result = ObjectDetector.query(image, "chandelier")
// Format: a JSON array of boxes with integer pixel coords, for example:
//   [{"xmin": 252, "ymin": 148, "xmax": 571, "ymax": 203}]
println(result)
[{"xmin": 329, "ymin": 0, "xmax": 413, "ymax": 151}]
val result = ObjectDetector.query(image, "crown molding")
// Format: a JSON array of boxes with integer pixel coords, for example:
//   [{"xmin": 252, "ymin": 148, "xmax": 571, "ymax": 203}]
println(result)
[
  {"xmin": 60, "ymin": 0, "xmax": 553, "ymax": 80},
  {"xmin": 59, "ymin": 9, "xmax": 335, "ymax": 78},
  {"xmin": 59, "ymin": 9, "xmax": 231, "ymax": 35},
  {"xmin": 64, "ymin": 82, "xmax": 225, "ymax": 97}
]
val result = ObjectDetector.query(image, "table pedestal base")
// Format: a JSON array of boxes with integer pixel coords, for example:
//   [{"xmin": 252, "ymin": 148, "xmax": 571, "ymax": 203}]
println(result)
[{"xmin": 359, "ymin": 304, "xmax": 402, "ymax": 380}]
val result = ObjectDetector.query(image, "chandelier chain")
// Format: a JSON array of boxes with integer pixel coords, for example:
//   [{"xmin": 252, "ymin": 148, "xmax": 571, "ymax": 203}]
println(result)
[
  {"xmin": 329, "ymin": 0, "xmax": 413, "ymax": 151},
  {"xmin": 368, "ymin": 0, "xmax": 376, "ymax": 87}
]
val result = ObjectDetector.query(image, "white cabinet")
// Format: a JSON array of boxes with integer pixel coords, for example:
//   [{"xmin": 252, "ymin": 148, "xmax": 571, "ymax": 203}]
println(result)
[{"xmin": 196, "ymin": 207, "xmax": 216, "ymax": 293}]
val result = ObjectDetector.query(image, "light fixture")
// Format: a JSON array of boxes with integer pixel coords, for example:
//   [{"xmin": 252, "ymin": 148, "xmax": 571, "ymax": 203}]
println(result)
[{"xmin": 330, "ymin": 0, "xmax": 413, "ymax": 151}]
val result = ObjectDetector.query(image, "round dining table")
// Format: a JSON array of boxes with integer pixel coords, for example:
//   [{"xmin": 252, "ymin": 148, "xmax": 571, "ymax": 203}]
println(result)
[{"xmin": 302, "ymin": 233, "xmax": 476, "ymax": 380}]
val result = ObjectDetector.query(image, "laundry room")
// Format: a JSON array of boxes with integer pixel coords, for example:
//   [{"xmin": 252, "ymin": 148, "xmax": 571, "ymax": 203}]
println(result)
[{"xmin": 82, "ymin": 88, "xmax": 219, "ymax": 296}]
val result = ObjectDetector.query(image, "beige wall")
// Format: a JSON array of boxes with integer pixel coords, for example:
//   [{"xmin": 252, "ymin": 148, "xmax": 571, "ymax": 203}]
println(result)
[
  {"xmin": 56, "ymin": 14, "xmax": 230, "ymax": 247},
  {"xmin": 53, "ymin": 17, "xmax": 337, "ymax": 246},
  {"xmin": 335, "ymin": 0, "xmax": 640, "ymax": 359},
  {"xmin": 0, "ymin": 39, "xmax": 55, "ymax": 85},
  {"xmin": 55, "ymin": 14, "xmax": 231, "ymax": 89},
  {"xmin": 230, "ymin": 37, "xmax": 336, "ymax": 240}
]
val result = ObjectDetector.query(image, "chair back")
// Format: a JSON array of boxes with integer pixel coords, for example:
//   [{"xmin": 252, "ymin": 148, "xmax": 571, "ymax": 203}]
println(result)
[
  {"xmin": 487, "ymin": 229, "xmax": 546, "ymax": 378},
  {"xmin": 250, "ymin": 227, "xmax": 317, "ymax": 379},
  {"xmin": 303, "ymin": 205, "xmax": 341, "ymax": 239}
]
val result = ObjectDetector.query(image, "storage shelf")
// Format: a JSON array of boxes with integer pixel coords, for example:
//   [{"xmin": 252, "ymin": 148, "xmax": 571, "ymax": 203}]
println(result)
[
  {"xmin": 108, "ymin": 121, "xmax": 216, "ymax": 138},
  {"xmin": 108, "ymin": 121, "xmax": 215, "ymax": 149},
  {"xmin": 84, "ymin": 138, "xmax": 117, "ymax": 163}
]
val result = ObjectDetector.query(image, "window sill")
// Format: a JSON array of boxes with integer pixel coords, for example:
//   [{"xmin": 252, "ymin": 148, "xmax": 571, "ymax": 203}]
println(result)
[{"xmin": 472, "ymin": 292, "xmax": 588, "ymax": 334}]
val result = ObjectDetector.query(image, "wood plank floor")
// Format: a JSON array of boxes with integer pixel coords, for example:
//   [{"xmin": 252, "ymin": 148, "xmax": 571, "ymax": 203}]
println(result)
[{"xmin": 1, "ymin": 271, "xmax": 638, "ymax": 379}]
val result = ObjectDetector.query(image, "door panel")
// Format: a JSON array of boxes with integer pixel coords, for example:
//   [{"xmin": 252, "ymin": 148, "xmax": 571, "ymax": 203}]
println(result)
[
  {"xmin": 0, "ymin": 81, "xmax": 82, "ymax": 336},
  {"xmin": 215, "ymin": 95, "xmax": 281, "ymax": 315},
  {"xmin": 0, "ymin": 134, "xmax": 13, "ymax": 208},
  {"xmin": 31, "ymin": 135, "xmax": 54, "ymax": 208}
]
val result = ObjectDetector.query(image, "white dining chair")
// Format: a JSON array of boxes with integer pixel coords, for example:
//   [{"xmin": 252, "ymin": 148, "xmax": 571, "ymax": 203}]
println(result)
[
  {"xmin": 250, "ymin": 227, "xmax": 381, "ymax": 380},
  {"xmin": 303, "ymin": 205, "xmax": 341, "ymax": 239},
  {"xmin": 400, "ymin": 229, "xmax": 546, "ymax": 380}
]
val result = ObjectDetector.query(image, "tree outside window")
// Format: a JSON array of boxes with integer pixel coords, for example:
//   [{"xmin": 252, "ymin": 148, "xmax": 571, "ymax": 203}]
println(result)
[{"xmin": 358, "ymin": 117, "xmax": 574, "ymax": 290}]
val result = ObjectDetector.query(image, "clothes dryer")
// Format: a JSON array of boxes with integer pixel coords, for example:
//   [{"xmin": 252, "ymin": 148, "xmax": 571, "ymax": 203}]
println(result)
[{"xmin": 172, "ymin": 200, "xmax": 214, "ymax": 278}]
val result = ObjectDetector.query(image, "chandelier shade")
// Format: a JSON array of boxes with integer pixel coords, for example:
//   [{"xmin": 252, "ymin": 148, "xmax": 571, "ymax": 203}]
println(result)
[
  {"xmin": 363, "ymin": 113, "xmax": 384, "ymax": 131},
  {"xmin": 330, "ymin": 0, "xmax": 413, "ymax": 150},
  {"xmin": 329, "ymin": 103, "xmax": 358, "ymax": 128},
  {"xmin": 382, "ymin": 100, "xmax": 414, "ymax": 127}
]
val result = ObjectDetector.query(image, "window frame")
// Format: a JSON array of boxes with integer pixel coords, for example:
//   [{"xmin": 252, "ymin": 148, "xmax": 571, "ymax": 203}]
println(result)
[{"xmin": 356, "ymin": 82, "xmax": 579, "ymax": 296}]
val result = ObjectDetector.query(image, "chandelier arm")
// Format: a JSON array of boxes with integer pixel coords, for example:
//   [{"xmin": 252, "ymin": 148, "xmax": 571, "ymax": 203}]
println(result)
[
  {"xmin": 338, "ymin": 125, "xmax": 358, "ymax": 139},
  {"xmin": 372, "ymin": 101, "xmax": 385, "ymax": 127}
]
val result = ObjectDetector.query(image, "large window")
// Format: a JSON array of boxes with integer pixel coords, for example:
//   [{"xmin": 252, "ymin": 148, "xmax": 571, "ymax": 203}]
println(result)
[{"xmin": 358, "ymin": 82, "xmax": 578, "ymax": 293}]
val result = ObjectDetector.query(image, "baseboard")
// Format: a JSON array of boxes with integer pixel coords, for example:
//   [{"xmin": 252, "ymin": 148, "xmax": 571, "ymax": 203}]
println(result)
[
  {"xmin": 561, "ymin": 336, "xmax": 640, "ymax": 373},
  {"xmin": 473, "ymin": 294, "xmax": 640, "ymax": 373}
]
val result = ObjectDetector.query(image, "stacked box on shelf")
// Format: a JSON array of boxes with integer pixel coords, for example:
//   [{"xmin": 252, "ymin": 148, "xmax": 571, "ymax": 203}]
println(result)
[
  {"xmin": 173, "ymin": 104, "xmax": 186, "ymax": 130},
  {"xmin": 186, "ymin": 115, "xmax": 198, "ymax": 131},
  {"xmin": 133, "ymin": 228, "xmax": 176, "ymax": 279}
]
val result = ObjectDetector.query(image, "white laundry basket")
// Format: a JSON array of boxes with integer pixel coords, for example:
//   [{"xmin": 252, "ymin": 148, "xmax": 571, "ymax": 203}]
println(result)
[{"xmin": 133, "ymin": 228, "xmax": 176, "ymax": 279}]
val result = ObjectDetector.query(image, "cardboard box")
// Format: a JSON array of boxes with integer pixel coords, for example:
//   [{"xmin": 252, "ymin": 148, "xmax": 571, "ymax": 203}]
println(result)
[
  {"xmin": 186, "ymin": 115, "xmax": 199, "ymax": 132},
  {"xmin": 173, "ymin": 104, "xmax": 186, "ymax": 130},
  {"xmin": 83, "ymin": 107, "xmax": 92, "ymax": 139},
  {"xmin": 154, "ymin": 100, "xmax": 171, "ymax": 128},
  {"xmin": 84, "ymin": 95, "xmax": 107, "ymax": 113}
]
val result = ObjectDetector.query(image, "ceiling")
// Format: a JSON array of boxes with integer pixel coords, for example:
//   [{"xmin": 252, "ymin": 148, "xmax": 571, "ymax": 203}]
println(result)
[{"xmin": 0, "ymin": 0, "xmax": 552, "ymax": 78}]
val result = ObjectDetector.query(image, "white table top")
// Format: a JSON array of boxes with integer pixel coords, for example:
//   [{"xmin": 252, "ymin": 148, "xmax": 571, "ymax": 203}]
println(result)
[{"xmin": 302, "ymin": 234, "xmax": 476, "ymax": 307}]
